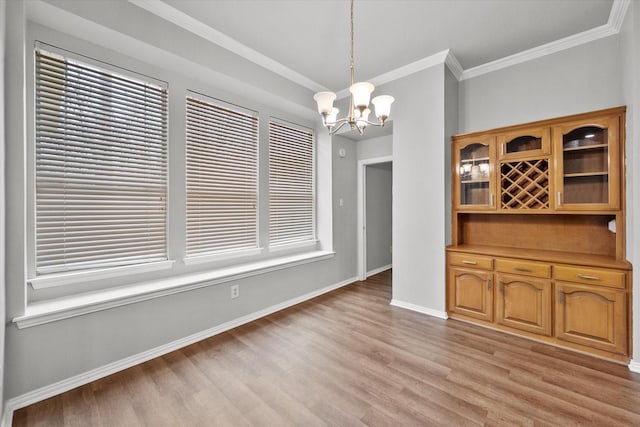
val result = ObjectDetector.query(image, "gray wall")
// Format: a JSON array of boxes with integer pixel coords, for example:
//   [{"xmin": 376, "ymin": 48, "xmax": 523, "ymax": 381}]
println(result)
[
  {"xmin": 380, "ymin": 64, "xmax": 448, "ymax": 314},
  {"xmin": 366, "ymin": 163, "xmax": 392, "ymax": 274},
  {"xmin": 357, "ymin": 134, "xmax": 392, "ymax": 161},
  {"xmin": 620, "ymin": 1, "xmax": 640, "ymax": 365},
  {"xmin": 0, "ymin": 0, "xmax": 6, "ymax": 414},
  {"xmin": 459, "ymin": 35, "xmax": 624, "ymax": 133},
  {"xmin": 3, "ymin": 1, "xmax": 358, "ymax": 399},
  {"xmin": 444, "ymin": 67, "xmax": 458, "ymax": 246}
]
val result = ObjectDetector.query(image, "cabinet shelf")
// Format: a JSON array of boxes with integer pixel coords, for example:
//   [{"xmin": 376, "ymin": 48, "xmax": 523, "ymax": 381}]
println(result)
[
  {"xmin": 564, "ymin": 171, "xmax": 608, "ymax": 178},
  {"xmin": 461, "ymin": 179, "xmax": 490, "ymax": 184},
  {"xmin": 563, "ymin": 143, "xmax": 608, "ymax": 152},
  {"xmin": 461, "ymin": 157, "xmax": 490, "ymax": 163}
]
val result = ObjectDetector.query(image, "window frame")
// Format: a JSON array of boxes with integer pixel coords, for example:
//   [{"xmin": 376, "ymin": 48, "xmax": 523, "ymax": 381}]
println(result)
[
  {"xmin": 27, "ymin": 42, "xmax": 172, "ymax": 289},
  {"xmin": 184, "ymin": 91, "xmax": 261, "ymax": 263},
  {"xmin": 268, "ymin": 117, "xmax": 317, "ymax": 249}
]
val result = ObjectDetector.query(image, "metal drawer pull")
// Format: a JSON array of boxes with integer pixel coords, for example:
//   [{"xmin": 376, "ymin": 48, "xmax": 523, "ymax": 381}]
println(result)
[
  {"xmin": 499, "ymin": 281, "xmax": 504, "ymax": 292},
  {"xmin": 462, "ymin": 260, "xmax": 477, "ymax": 265},
  {"xmin": 558, "ymin": 290, "xmax": 564, "ymax": 304},
  {"xmin": 486, "ymin": 278, "xmax": 492, "ymax": 290},
  {"xmin": 513, "ymin": 267, "xmax": 531, "ymax": 272},
  {"xmin": 576, "ymin": 274, "xmax": 600, "ymax": 281}
]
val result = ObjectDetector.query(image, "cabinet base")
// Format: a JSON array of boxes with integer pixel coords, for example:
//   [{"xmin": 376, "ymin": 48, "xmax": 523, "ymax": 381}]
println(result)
[{"xmin": 448, "ymin": 313, "xmax": 630, "ymax": 365}]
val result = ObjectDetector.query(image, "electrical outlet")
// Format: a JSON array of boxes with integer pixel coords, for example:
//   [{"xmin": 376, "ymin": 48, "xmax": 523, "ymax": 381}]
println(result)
[{"xmin": 230, "ymin": 284, "xmax": 239, "ymax": 299}]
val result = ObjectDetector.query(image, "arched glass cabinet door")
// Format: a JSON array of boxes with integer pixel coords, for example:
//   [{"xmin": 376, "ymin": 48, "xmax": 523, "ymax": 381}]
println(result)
[
  {"xmin": 553, "ymin": 114, "xmax": 620, "ymax": 210},
  {"xmin": 453, "ymin": 135, "xmax": 495, "ymax": 210},
  {"xmin": 498, "ymin": 126, "xmax": 550, "ymax": 160}
]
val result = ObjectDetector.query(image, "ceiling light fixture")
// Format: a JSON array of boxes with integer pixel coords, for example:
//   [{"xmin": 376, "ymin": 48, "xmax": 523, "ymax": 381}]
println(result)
[{"xmin": 313, "ymin": 0, "xmax": 394, "ymax": 135}]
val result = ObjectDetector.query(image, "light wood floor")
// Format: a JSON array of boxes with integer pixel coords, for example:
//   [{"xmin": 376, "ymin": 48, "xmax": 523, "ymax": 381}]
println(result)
[{"xmin": 13, "ymin": 270, "xmax": 640, "ymax": 426}]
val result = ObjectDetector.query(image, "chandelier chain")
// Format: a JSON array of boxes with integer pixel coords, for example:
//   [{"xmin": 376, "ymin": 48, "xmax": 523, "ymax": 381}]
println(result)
[{"xmin": 350, "ymin": 0, "xmax": 355, "ymax": 86}]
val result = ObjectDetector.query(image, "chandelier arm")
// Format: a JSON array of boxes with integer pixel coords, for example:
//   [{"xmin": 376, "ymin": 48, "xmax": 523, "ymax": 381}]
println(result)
[{"xmin": 328, "ymin": 120, "xmax": 351, "ymax": 135}]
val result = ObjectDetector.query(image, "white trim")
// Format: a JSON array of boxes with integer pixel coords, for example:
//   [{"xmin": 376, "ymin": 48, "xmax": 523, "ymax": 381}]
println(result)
[
  {"xmin": 629, "ymin": 359, "xmax": 640, "ymax": 373},
  {"xmin": 268, "ymin": 239, "xmax": 319, "ymax": 254},
  {"xmin": 366, "ymin": 264, "xmax": 392, "ymax": 278},
  {"xmin": 183, "ymin": 247, "xmax": 263, "ymax": 266},
  {"xmin": 29, "ymin": 260, "xmax": 175, "ymax": 289},
  {"xmin": 127, "ymin": 0, "xmax": 326, "ymax": 93},
  {"xmin": 1, "ymin": 407, "xmax": 12, "ymax": 427},
  {"xmin": 336, "ymin": 50, "xmax": 450, "ymax": 99},
  {"xmin": 3, "ymin": 275, "xmax": 357, "ymax": 423},
  {"xmin": 390, "ymin": 299, "xmax": 448, "ymax": 320},
  {"xmin": 444, "ymin": 50, "xmax": 464, "ymax": 81},
  {"xmin": 118, "ymin": 0, "xmax": 624, "ymax": 91},
  {"xmin": 608, "ymin": 0, "xmax": 631, "ymax": 31},
  {"xmin": 459, "ymin": 0, "xmax": 630, "ymax": 82},
  {"xmin": 14, "ymin": 251, "xmax": 335, "ymax": 329},
  {"xmin": 357, "ymin": 156, "xmax": 393, "ymax": 281}
]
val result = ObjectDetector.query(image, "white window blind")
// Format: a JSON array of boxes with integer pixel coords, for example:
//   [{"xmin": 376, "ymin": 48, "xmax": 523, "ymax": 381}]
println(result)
[
  {"xmin": 185, "ymin": 96, "xmax": 258, "ymax": 256},
  {"xmin": 35, "ymin": 49, "xmax": 168, "ymax": 275},
  {"xmin": 268, "ymin": 120, "xmax": 314, "ymax": 246}
]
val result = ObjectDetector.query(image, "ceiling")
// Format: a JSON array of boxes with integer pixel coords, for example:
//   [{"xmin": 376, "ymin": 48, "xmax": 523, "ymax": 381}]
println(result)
[{"xmin": 156, "ymin": 0, "xmax": 615, "ymax": 92}]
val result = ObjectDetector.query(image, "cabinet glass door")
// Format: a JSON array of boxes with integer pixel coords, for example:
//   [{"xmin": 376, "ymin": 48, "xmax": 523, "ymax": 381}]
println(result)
[
  {"xmin": 456, "ymin": 138, "xmax": 494, "ymax": 209},
  {"xmin": 555, "ymin": 116, "xmax": 619, "ymax": 210},
  {"xmin": 498, "ymin": 127, "xmax": 550, "ymax": 160}
]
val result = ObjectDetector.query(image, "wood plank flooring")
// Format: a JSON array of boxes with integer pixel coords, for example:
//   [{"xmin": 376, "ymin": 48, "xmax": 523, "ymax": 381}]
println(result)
[{"xmin": 13, "ymin": 270, "xmax": 640, "ymax": 426}]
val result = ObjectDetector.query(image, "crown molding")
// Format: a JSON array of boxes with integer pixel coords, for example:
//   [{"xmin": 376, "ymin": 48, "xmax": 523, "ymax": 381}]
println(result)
[
  {"xmin": 460, "ymin": 0, "xmax": 629, "ymax": 81},
  {"xmin": 335, "ymin": 49, "xmax": 451, "ymax": 99},
  {"xmin": 609, "ymin": 0, "xmax": 631, "ymax": 30},
  {"xmin": 445, "ymin": 50, "xmax": 464, "ymax": 81},
  {"xmin": 129, "ymin": 0, "xmax": 629, "ymax": 89},
  {"xmin": 128, "ymin": 0, "xmax": 327, "ymax": 93}
]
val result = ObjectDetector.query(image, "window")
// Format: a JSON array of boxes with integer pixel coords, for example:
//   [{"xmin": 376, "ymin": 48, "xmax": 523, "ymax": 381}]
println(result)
[
  {"xmin": 185, "ymin": 95, "xmax": 258, "ymax": 257},
  {"xmin": 34, "ymin": 49, "xmax": 168, "ymax": 276},
  {"xmin": 268, "ymin": 120, "xmax": 315, "ymax": 246}
]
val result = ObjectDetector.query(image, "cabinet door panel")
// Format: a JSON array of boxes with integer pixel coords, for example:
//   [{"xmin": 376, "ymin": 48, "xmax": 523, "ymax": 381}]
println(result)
[
  {"xmin": 553, "ymin": 115, "xmax": 620, "ymax": 210},
  {"xmin": 555, "ymin": 282, "xmax": 626, "ymax": 354},
  {"xmin": 498, "ymin": 126, "xmax": 550, "ymax": 160},
  {"xmin": 496, "ymin": 273, "xmax": 552, "ymax": 336},
  {"xmin": 448, "ymin": 267, "xmax": 493, "ymax": 322},
  {"xmin": 453, "ymin": 136, "xmax": 496, "ymax": 211}
]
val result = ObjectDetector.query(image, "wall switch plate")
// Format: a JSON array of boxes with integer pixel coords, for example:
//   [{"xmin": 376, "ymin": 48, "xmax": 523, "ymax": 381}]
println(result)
[{"xmin": 231, "ymin": 284, "xmax": 239, "ymax": 299}]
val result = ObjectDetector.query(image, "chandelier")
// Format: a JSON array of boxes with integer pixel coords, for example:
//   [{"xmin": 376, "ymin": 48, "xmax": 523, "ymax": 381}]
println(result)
[{"xmin": 313, "ymin": 0, "xmax": 394, "ymax": 135}]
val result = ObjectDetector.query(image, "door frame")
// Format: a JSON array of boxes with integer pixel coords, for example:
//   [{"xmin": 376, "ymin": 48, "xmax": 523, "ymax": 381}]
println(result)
[{"xmin": 357, "ymin": 156, "xmax": 393, "ymax": 281}]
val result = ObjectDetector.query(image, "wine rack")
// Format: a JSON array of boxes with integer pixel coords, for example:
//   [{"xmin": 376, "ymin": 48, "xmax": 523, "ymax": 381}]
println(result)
[{"xmin": 500, "ymin": 159, "xmax": 549, "ymax": 209}]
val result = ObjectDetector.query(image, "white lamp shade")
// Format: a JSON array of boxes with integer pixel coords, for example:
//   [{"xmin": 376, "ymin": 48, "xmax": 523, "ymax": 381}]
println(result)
[
  {"xmin": 349, "ymin": 82, "xmax": 375, "ymax": 108},
  {"xmin": 372, "ymin": 95, "xmax": 394, "ymax": 118},
  {"xmin": 313, "ymin": 91, "xmax": 336, "ymax": 114},
  {"xmin": 326, "ymin": 108, "xmax": 339, "ymax": 126}
]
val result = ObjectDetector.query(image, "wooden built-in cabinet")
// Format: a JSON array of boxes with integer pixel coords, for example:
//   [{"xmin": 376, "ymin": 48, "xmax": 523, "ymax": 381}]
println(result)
[{"xmin": 447, "ymin": 107, "xmax": 632, "ymax": 363}]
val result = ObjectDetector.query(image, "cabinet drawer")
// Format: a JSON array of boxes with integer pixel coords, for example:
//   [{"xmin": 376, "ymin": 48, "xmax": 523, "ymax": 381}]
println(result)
[
  {"xmin": 448, "ymin": 253, "xmax": 493, "ymax": 270},
  {"xmin": 554, "ymin": 265, "xmax": 625, "ymax": 289},
  {"xmin": 495, "ymin": 258, "xmax": 551, "ymax": 278}
]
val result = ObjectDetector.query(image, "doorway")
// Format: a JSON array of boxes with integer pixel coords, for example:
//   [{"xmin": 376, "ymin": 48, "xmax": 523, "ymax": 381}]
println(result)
[{"xmin": 357, "ymin": 156, "xmax": 393, "ymax": 280}]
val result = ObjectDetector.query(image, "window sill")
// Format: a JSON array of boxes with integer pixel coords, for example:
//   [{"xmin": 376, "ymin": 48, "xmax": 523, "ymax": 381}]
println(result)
[
  {"xmin": 29, "ymin": 260, "xmax": 175, "ymax": 289},
  {"xmin": 13, "ymin": 250, "xmax": 335, "ymax": 329}
]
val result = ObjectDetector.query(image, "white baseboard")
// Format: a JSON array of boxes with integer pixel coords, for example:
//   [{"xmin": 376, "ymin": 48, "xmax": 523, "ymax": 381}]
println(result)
[
  {"xmin": 629, "ymin": 359, "xmax": 640, "ymax": 373},
  {"xmin": 366, "ymin": 264, "xmax": 392, "ymax": 278},
  {"xmin": 1, "ymin": 276, "xmax": 357, "ymax": 427},
  {"xmin": 390, "ymin": 299, "xmax": 448, "ymax": 320},
  {"xmin": 1, "ymin": 407, "xmax": 12, "ymax": 427}
]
